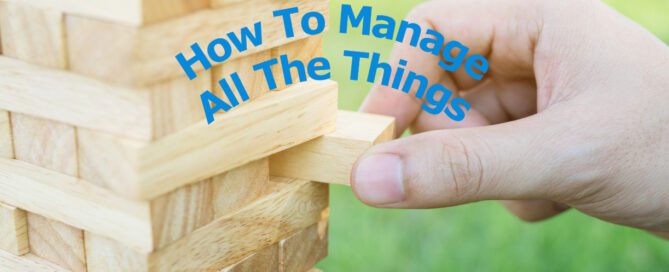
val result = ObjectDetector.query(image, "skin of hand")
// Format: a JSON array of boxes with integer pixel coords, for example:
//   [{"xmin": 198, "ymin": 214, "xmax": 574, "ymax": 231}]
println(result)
[{"xmin": 351, "ymin": 0, "xmax": 669, "ymax": 236}]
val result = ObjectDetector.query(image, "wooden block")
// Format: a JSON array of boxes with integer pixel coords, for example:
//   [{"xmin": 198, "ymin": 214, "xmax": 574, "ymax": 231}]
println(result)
[
  {"xmin": 11, "ymin": 113, "xmax": 78, "ymax": 176},
  {"xmin": 0, "ymin": 202, "xmax": 29, "ymax": 255},
  {"xmin": 149, "ymin": 178, "xmax": 328, "ymax": 271},
  {"xmin": 220, "ymin": 244, "xmax": 280, "ymax": 272},
  {"xmin": 2, "ymin": 0, "xmax": 208, "ymax": 26},
  {"xmin": 11, "ymin": 113, "xmax": 84, "ymax": 271},
  {"xmin": 271, "ymin": 35, "xmax": 324, "ymax": 91},
  {"xmin": 279, "ymin": 222, "xmax": 328, "ymax": 272},
  {"xmin": 0, "ymin": 158, "xmax": 153, "ymax": 253},
  {"xmin": 271, "ymin": 111, "xmax": 395, "ymax": 185},
  {"xmin": 0, "ymin": 110, "xmax": 12, "ymax": 159},
  {"xmin": 78, "ymin": 178, "xmax": 327, "ymax": 271},
  {"xmin": 27, "ymin": 214, "xmax": 86, "ymax": 272},
  {"xmin": 0, "ymin": 56, "xmax": 152, "ymax": 140},
  {"xmin": 0, "ymin": 2, "xmax": 67, "ymax": 68},
  {"xmin": 66, "ymin": 0, "xmax": 329, "ymax": 86},
  {"xmin": 85, "ymin": 232, "xmax": 148, "ymax": 272},
  {"xmin": 150, "ymin": 179, "xmax": 214, "ymax": 249},
  {"xmin": 212, "ymin": 158, "xmax": 270, "ymax": 219},
  {"xmin": 78, "ymin": 80, "xmax": 337, "ymax": 200},
  {"xmin": 0, "ymin": 251, "xmax": 68, "ymax": 272},
  {"xmin": 149, "ymin": 70, "xmax": 212, "ymax": 139}
]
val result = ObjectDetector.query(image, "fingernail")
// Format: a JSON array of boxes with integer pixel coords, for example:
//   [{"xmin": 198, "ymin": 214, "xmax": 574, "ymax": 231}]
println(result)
[{"xmin": 353, "ymin": 154, "xmax": 405, "ymax": 205}]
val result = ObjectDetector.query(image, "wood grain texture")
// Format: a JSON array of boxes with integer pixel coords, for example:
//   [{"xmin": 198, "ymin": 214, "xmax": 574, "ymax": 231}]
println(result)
[
  {"xmin": 77, "ymin": 80, "xmax": 336, "ymax": 199},
  {"xmin": 149, "ymin": 70, "xmax": 211, "ymax": 139},
  {"xmin": 11, "ymin": 113, "xmax": 78, "ymax": 176},
  {"xmin": 10, "ymin": 113, "xmax": 85, "ymax": 271},
  {"xmin": 1, "ymin": 0, "xmax": 208, "ymax": 25},
  {"xmin": 150, "ymin": 179, "xmax": 214, "ymax": 249},
  {"xmin": 271, "ymin": 111, "xmax": 395, "ymax": 185},
  {"xmin": 0, "ymin": 110, "xmax": 12, "ymax": 159},
  {"xmin": 212, "ymin": 158, "xmax": 270, "ymax": 219},
  {"xmin": 0, "ymin": 56, "xmax": 152, "ymax": 140},
  {"xmin": 85, "ymin": 232, "xmax": 148, "ymax": 272},
  {"xmin": 212, "ymin": 49, "xmax": 273, "ymax": 101},
  {"xmin": 279, "ymin": 222, "xmax": 328, "ymax": 272},
  {"xmin": 149, "ymin": 178, "xmax": 328, "ymax": 271},
  {"xmin": 0, "ymin": 159, "xmax": 152, "ymax": 253},
  {"xmin": 0, "ymin": 251, "xmax": 68, "ymax": 272},
  {"xmin": 27, "ymin": 214, "xmax": 86, "ymax": 272},
  {"xmin": 66, "ymin": 0, "xmax": 329, "ymax": 86},
  {"xmin": 0, "ymin": 202, "xmax": 29, "ymax": 255},
  {"xmin": 271, "ymin": 35, "xmax": 324, "ymax": 91},
  {"xmin": 220, "ymin": 244, "xmax": 280, "ymax": 272},
  {"xmin": 0, "ymin": 2, "xmax": 67, "ymax": 68}
]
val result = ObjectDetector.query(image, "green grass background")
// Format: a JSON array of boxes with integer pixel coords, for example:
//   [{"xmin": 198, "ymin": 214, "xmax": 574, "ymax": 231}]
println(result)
[{"xmin": 318, "ymin": 0, "xmax": 669, "ymax": 271}]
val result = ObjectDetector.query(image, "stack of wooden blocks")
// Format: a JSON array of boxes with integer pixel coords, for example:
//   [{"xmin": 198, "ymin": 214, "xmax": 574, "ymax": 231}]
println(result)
[{"xmin": 0, "ymin": 0, "xmax": 394, "ymax": 271}]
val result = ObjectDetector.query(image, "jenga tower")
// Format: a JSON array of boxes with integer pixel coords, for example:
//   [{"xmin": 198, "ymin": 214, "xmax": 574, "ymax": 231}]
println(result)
[{"xmin": 0, "ymin": 0, "xmax": 394, "ymax": 271}]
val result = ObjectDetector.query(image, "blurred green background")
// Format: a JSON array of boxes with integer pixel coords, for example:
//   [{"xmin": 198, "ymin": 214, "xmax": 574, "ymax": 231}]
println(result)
[{"xmin": 318, "ymin": 0, "xmax": 669, "ymax": 271}]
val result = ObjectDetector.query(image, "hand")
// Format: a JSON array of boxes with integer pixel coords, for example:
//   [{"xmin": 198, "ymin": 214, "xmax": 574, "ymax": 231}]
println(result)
[{"xmin": 351, "ymin": 0, "xmax": 669, "ymax": 235}]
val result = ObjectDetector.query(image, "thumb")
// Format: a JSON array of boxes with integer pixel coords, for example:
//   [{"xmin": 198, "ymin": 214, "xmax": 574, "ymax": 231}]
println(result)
[{"xmin": 351, "ymin": 114, "xmax": 566, "ymax": 208}]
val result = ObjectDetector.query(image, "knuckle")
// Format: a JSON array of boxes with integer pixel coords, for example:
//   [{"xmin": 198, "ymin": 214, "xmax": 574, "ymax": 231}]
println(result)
[{"xmin": 438, "ymin": 136, "xmax": 486, "ymax": 203}]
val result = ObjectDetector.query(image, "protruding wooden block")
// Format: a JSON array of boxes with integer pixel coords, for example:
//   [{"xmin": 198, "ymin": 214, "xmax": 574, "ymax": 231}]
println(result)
[
  {"xmin": 271, "ymin": 111, "xmax": 395, "ymax": 185},
  {"xmin": 0, "ymin": 251, "xmax": 68, "ymax": 272},
  {"xmin": 78, "ymin": 80, "xmax": 337, "ymax": 200},
  {"xmin": 27, "ymin": 214, "xmax": 86, "ymax": 272},
  {"xmin": 0, "ymin": 110, "xmax": 12, "ymax": 159},
  {"xmin": 220, "ymin": 244, "xmax": 280, "ymax": 272},
  {"xmin": 66, "ymin": 0, "xmax": 329, "ymax": 86},
  {"xmin": 0, "ymin": 202, "xmax": 29, "ymax": 256},
  {"xmin": 0, "ymin": 2, "xmax": 67, "ymax": 68},
  {"xmin": 279, "ymin": 222, "xmax": 328, "ymax": 272}
]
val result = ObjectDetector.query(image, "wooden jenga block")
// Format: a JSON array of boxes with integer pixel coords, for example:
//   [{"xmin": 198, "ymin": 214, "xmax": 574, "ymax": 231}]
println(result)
[
  {"xmin": 11, "ymin": 113, "xmax": 78, "ymax": 176},
  {"xmin": 271, "ymin": 35, "xmax": 324, "ymax": 91},
  {"xmin": 149, "ymin": 70, "xmax": 212, "ymax": 139},
  {"xmin": 27, "ymin": 214, "xmax": 86, "ymax": 272},
  {"xmin": 0, "ymin": 2, "xmax": 67, "ymax": 68},
  {"xmin": 85, "ymin": 233, "xmax": 148, "ymax": 272},
  {"xmin": 271, "ymin": 111, "xmax": 395, "ymax": 185},
  {"xmin": 212, "ymin": 158, "xmax": 271, "ymax": 219},
  {"xmin": 0, "ymin": 110, "xmax": 12, "ymax": 159},
  {"xmin": 0, "ymin": 251, "xmax": 68, "ymax": 272},
  {"xmin": 10, "ymin": 113, "xmax": 85, "ymax": 271},
  {"xmin": 279, "ymin": 221, "xmax": 328, "ymax": 272},
  {"xmin": 66, "ymin": 0, "xmax": 329, "ymax": 86},
  {"xmin": 0, "ymin": 202, "xmax": 29, "ymax": 256},
  {"xmin": 220, "ymin": 244, "xmax": 280, "ymax": 272},
  {"xmin": 2, "ymin": 0, "xmax": 208, "ymax": 26},
  {"xmin": 212, "ymin": 49, "xmax": 273, "ymax": 101},
  {"xmin": 0, "ymin": 159, "xmax": 153, "ymax": 253},
  {"xmin": 78, "ymin": 80, "xmax": 337, "ymax": 200},
  {"xmin": 0, "ymin": 56, "xmax": 152, "ymax": 140}
]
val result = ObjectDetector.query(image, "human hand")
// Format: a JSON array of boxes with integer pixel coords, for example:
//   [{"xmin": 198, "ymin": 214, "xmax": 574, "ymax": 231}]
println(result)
[{"xmin": 351, "ymin": 0, "xmax": 669, "ymax": 235}]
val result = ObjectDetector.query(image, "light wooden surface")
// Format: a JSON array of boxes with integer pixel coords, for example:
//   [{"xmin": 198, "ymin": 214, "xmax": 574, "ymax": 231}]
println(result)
[
  {"xmin": 149, "ymin": 69, "xmax": 211, "ymax": 139},
  {"xmin": 279, "ymin": 222, "xmax": 328, "ymax": 272},
  {"xmin": 1, "ymin": 0, "xmax": 208, "ymax": 25},
  {"xmin": 78, "ymin": 80, "xmax": 337, "ymax": 200},
  {"xmin": 10, "ymin": 113, "xmax": 86, "ymax": 271},
  {"xmin": 66, "ymin": 0, "xmax": 329, "ymax": 86},
  {"xmin": 0, "ymin": 110, "xmax": 12, "ymax": 159},
  {"xmin": 0, "ymin": 159, "xmax": 152, "ymax": 253},
  {"xmin": 271, "ymin": 111, "xmax": 395, "ymax": 185},
  {"xmin": 0, "ymin": 56, "xmax": 151, "ymax": 140},
  {"xmin": 271, "ymin": 35, "xmax": 324, "ymax": 91},
  {"xmin": 220, "ymin": 244, "xmax": 280, "ymax": 272},
  {"xmin": 27, "ymin": 214, "xmax": 86, "ymax": 272},
  {"xmin": 148, "ymin": 178, "xmax": 328, "ymax": 271},
  {"xmin": 0, "ymin": 2, "xmax": 67, "ymax": 68},
  {"xmin": 0, "ymin": 202, "xmax": 29, "ymax": 256},
  {"xmin": 212, "ymin": 158, "xmax": 271, "ymax": 219},
  {"xmin": 0, "ymin": 251, "xmax": 68, "ymax": 272},
  {"xmin": 85, "ymin": 232, "xmax": 148, "ymax": 272}
]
